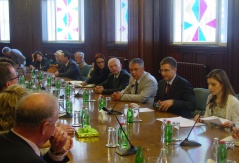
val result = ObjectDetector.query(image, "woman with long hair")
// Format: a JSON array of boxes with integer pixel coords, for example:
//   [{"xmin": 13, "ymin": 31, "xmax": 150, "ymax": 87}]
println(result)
[{"xmin": 30, "ymin": 51, "xmax": 49, "ymax": 71}]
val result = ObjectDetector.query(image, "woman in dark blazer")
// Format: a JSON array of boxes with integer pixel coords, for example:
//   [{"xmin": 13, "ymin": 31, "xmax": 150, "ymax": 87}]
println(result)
[
  {"xmin": 84, "ymin": 53, "xmax": 110, "ymax": 85},
  {"xmin": 30, "ymin": 51, "xmax": 49, "ymax": 71}
]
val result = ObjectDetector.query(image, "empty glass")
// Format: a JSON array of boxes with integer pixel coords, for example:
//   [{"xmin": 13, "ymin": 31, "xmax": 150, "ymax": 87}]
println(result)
[
  {"xmin": 133, "ymin": 107, "xmax": 141, "ymax": 122},
  {"xmin": 106, "ymin": 127, "xmax": 118, "ymax": 148},
  {"xmin": 172, "ymin": 121, "xmax": 181, "ymax": 141},
  {"xmin": 105, "ymin": 97, "xmax": 112, "ymax": 109},
  {"xmin": 72, "ymin": 110, "xmax": 81, "ymax": 127},
  {"xmin": 148, "ymin": 157, "xmax": 160, "ymax": 163}
]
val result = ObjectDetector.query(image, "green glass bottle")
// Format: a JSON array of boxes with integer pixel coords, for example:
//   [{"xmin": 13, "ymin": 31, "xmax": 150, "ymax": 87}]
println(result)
[
  {"xmin": 127, "ymin": 107, "xmax": 133, "ymax": 123},
  {"xmin": 99, "ymin": 96, "xmax": 105, "ymax": 111},
  {"xmin": 118, "ymin": 123, "xmax": 129, "ymax": 149},
  {"xmin": 65, "ymin": 83, "xmax": 71, "ymax": 97},
  {"xmin": 83, "ymin": 89, "xmax": 89, "ymax": 102},
  {"xmin": 165, "ymin": 120, "xmax": 173, "ymax": 142},
  {"xmin": 19, "ymin": 75, "xmax": 25, "ymax": 86},
  {"xmin": 38, "ymin": 71, "xmax": 43, "ymax": 81},
  {"xmin": 218, "ymin": 140, "xmax": 227, "ymax": 163},
  {"xmin": 66, "ymin": 98, "xmax": 72, "ymax": 114},
  {"xmin": 134, "ymin": 146, "xmax": 145, "ymax": 163},
  {"xmin": 55, "ymin": 78, "xmax": 61, "ymax": 90},
  {"xmin": 47, "ymin": 75, "xmax": 51, "ymax": 86}
]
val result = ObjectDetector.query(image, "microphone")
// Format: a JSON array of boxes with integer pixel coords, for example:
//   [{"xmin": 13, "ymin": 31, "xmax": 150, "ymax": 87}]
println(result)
[
  {"xmin": 108, "ymin": 84, "xmax": 135, "ymax": 115},
  {"xmin": 102, "ymin": 107, "xmax": 137, "ymax": 156},
  {"xmin": 180, "ymin": 96, "xmax": 216, "ymax": 146}
]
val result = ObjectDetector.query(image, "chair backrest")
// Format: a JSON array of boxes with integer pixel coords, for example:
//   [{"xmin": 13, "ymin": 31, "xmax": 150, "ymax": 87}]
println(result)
[
  {"xmin": 193, "ymin": 88, "xmax": 210, "ymax": 116},
  {"xmin": 81, "ymin": 64, "xmax": 92, "ymax": 81}
]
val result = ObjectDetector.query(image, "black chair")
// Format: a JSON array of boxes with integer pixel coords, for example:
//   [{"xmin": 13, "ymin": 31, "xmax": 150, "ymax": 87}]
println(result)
[{"xmin": 192, "ymin": 88, "xmax": 210, "ymax": 117}]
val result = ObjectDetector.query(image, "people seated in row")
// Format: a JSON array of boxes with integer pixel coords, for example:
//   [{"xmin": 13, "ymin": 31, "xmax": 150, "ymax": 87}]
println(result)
[
  {"xmin": 84, "ymin": 53, "xmax": 110, "ymax": 85},
  {"xmin": 0, "ymin": 93, "xmax": 70, "ymax": 162},
  {"xmin": 154, "ymin": 57, "xmax": 196, "ymax": 118},
  {"xmin": 55, "ymin": 51, "xmax": 83, "ymax": 81},
  {"xmin": 0, "ymin": 62, "xmax": 19, "ymax": 93},
  {"xmin": 95, "ymin": 58, "xmax": 130, "ymax": 95},
  {"xmin": 30, "ymin": 51, "xmax": 50, "ymax": 71},
  {"xmin": 74, "ymin": 51, "xmax": 87, "ymax": 71},
  {"xmin": 111, "ymin": 58, "xmax": 158, "ymax": 106},
  {"xmin": 198, "ymin": 69, "xmax": 239, "ymax": 130},
  {"xmin": 2, "ymin": 46, "xmax": 26, "ymax": 67}
]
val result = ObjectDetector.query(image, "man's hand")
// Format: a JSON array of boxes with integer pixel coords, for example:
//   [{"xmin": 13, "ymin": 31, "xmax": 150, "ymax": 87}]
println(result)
[
  {"xmin": 221, "ymin": 121, "xmax": 234, "ymax": 128},
  {"xmin": 59, "ymin": 124, "xmax": 75, "ymax": 134},
  {"xmin": 158, "ymin": 100, "xmax": 174, "ymax": 111},
  {"xmin": 55, "ymin": 71, "xmax": 59, "ymax": 77},
  {"xmin": 111, "ymin": 92, "xmax": 122, "ymax": 101},
  {"xmin": 50, "ymin": 127, "xmax": 68, "ymax": 154},
  {"xmin": 232, "ymin": 127, "xmax": 239, "ymax": 139},
  {"xmin": 95, "ymin": 86, "xmax": 104, "ymax": 94}
]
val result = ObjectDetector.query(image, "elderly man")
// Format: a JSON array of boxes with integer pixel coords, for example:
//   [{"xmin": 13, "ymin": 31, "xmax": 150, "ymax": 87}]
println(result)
[
  {"xmin": 55, "ymin": 51, "xmax": 82, "ymax": 80},
  {"xmin": 54, "ymin": 50, "xmax": 63, "ymax": 69},
  {"xmin": 154, "ymin": 57, "xmax": 196, "ymax": 118},
  {"xmin": 95, "ymin": 58, "xmax": 130, "ymax": 95},
  {"xmin": 0, "ymin": 62, "xmax": 18, "ymax": 92},
  {"xmin": 111, "ymin": 58, "xmax": 158, "ymax": 105},
  {"xmin": 0, "ymin": 93, "xmax": 70, "ymax": 162},
  {"xmin": 2, "ymin": 46, "xmax": 26, "ymax": 67},
  {"xmin": 74, "ymin": 51, "xmax": 87, "ymax": 70}
]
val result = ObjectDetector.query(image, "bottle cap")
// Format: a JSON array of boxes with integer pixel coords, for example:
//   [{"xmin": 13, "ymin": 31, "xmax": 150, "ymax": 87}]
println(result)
[
  {"xmin": 167, "ymin": 120, "xmax": 171, "ymax": 123},
  {"xmin": 219, "ymin": 140, "xmax": 225, "ymax": 144}
]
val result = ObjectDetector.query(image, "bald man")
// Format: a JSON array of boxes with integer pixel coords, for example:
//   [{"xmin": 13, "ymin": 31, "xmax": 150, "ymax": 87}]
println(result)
[
  {"xmin": 0, "ymin": 93, "xmax": 70, "ymax": 162},
  {"xmin": 95, "ymin": 58, "xmax": 130, "ymax": 94},
  {"xmin": 0, "ymin": 62, "xmax": 19, "ymax": 92}
]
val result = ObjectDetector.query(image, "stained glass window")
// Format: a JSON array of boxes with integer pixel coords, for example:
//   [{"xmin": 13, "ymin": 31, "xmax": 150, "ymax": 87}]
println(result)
[
  {"xmin": 173, "ymin": 0, "xmax": 228, "ymax": 45},
  {"xmin": 115, "ymin": 0, "xmax": 128, "ymax": 43},
  {"xmin": 42, "ymin": 0, "xmax": 84, "ymax": 42},
  {"xmin": 0, "ymin": 0, "xmax": 10, "ymax": 41}
]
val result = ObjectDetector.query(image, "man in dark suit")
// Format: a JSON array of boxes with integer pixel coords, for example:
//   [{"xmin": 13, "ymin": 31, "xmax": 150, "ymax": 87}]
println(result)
[
  {"xmin": 154, "ymin": 57, "xmax": 196, "ymax": 118},
  {"xmin": 55, "ymin": 51, "xmax": 82, "ymax": 80},
  {"xmin": 95, "ymin": 58, "xmax": 130, "ymax": 94},
  {"xmin": 0, "ymin": 93, "xmax": 70, "ymax": 162}
]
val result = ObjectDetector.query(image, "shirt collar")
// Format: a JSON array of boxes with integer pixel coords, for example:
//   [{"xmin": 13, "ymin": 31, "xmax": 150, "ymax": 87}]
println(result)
[
  {"xmin": 65, "ymin": 60, "xmax": 70, "ymax": 66},
  {"xmin": 12, "ymin": 129, "xmax": 41, "ymax": 156},
  {"xmin": 167, "ymin": 74, "xmax": 176, "ymax": 85}
]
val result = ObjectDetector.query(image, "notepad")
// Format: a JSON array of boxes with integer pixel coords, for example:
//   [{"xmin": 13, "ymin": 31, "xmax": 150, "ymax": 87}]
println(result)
[{"xmin": 199, "ymin": 116, "xmax": 230, "ymax": 125}]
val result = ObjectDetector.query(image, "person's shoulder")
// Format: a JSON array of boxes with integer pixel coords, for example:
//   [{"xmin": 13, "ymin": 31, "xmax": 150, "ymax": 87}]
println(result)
[
  {"xmin": 228, "ymin": 94, "xmax": 239, "ymax": 103},
  {"xmin": 175, "ymin": 75, "xmax": 192, "ymax": 85},
  {"xmin": 144, "ymin": 71, "xmax": 157, "ymax": 81},
  {"xmin": 120, "ymin": 69, "xmax": 130, "ymax": 76}
]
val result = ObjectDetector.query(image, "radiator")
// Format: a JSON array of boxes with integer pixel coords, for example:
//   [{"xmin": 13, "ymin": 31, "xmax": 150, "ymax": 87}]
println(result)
[{"xmin": 177, "ymin": 62, "xmax": 208, "ymax": 88}]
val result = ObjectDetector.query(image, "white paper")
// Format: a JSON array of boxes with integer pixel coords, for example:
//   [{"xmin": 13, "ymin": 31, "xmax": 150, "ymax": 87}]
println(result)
[
  {"xmin": 139, "ymin": 108, "xmax": 155, "ymax": 112},
  {"xmin": 199, "ymin": 116, "xmax": 230, "ymax": 125},
  {"xmin": 68, "ymin": 81, "xmax": 83, "ymax": 86},
  {"xmin": 157, "ymin": 116, "xmax": 205, "ymax": 128}
]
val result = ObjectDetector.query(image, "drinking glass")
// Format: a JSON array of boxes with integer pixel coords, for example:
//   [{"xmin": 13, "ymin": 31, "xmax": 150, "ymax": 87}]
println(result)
[
  {"xmin": 148, "ymin": 157, "xmax": 160, "ymax": 163},
  {"xmin": 172, "ymin": 121, "xmax": 181, "ymax": 141},
  {"xmin": 106, "ymin": 127, "xmax": 118, "ymax": 148}
]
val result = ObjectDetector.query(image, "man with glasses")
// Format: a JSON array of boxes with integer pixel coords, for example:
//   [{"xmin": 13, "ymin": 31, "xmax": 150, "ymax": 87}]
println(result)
[
  {"xmin": 154, "ymin": 57, "xmax": 196, "ymax": 118},
  {"xmin": 95, "ymin": 58, "xmax": 130, "ymax": 94},
  {"xmin": 111, "ymin": 58, "xmax": 158, "ymax": 105},
  {"xmin": 0, "ymin": 93, "xmax": 70, "ymax": 162},
  {"xmin": 55, "ymin": 51, "xmax": 83, "ymax": 80},
  {"xmin": 0, "ymin": 62, "xmax": 19, "ymax": 92}
]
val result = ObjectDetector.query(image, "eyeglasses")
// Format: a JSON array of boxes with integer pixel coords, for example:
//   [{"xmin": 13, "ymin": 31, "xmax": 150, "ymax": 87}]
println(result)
[
  {"xmin": 8, "ymin": 76, "xmax": 19, "ymax": 81},
  {"xmin": 96, "ymin": 61, "xmax": 105, "ymax": 64}
]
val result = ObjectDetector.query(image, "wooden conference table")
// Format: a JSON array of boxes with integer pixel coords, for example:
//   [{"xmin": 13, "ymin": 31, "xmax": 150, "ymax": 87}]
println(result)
[
  {"xmin": 57, "ymin": 91, "xmax": 239, "ymax": 163},
  {"xmin": 19, "ymin": 69, "xmax": 239, "ymax": 163}
]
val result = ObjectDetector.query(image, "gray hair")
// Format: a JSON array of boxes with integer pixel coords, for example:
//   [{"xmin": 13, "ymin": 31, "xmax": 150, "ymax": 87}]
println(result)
[
  {"xmin": 15, "ymin": 93, "xmax": 58, "ymax": 128},
  {"xmin": 2, "ymin": 47, "xmax": 11, "ymax": 55},
  {"xmin": 54, "ymin": 50, "xmax": 62, "ymax": 56},
  {"xmin": 129, "ymin": 58, "xmax": 144, "ymax": 67},
  {"xmin": 74, "ymin": 51, "xmax": 85, "ymax": 58},
  {"xmin": 108, "ymin": 58, "xmax": 121, "ymax": 67}
]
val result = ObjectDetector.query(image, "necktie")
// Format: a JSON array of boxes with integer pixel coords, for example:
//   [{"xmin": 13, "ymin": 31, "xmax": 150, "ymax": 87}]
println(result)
[
  {"xmin": 166, "ymin": 83, "xmax": 170, "ymax": 97},
  {"xmin": 135, "ymin": 81, "xmax": 138, "ymax": 94}
]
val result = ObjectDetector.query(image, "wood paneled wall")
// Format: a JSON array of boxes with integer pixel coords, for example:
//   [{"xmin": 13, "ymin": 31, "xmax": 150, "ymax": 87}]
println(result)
[{"xmin": 1, "ymin": 0, "xmax": 239, "ymax": 92}]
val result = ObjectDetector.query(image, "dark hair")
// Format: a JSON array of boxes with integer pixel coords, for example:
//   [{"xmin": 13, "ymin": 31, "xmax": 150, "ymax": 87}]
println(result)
[
  {"xmin": 62, "ymin": 51, "xmax": 71, "ymax": 60},
  {"xmin": 129, "ymin": 58, "xmax": 144, "ymax": 67},
  {"xmin": 160, "ymin": 57, "xmax": 177, "ymax": 68},
  {"xmin": 33, "ymin": 51, "xmax": 43, "ymax": 61},
  {"xmin": 207, "ymin": 69, "xmax": 236, "ymax": 108},
  {"xmin": 0, "ymin": 62, "xmax": 15, "ymax": 92},
  {"xmin": 94, "ymin": 53, "xmax": 107, "ymax": 72}
]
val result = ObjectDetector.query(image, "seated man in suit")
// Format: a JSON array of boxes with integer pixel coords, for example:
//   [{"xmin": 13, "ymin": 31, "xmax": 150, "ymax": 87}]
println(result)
[
  {"xmin": 0, "ymin": 93, "xmax": 70, "ymax": 162},
  {"xmin": 111, "ymin": 58, "xmax": 158, "ymax": 105},
  {"xmin": 74, "ymin": 51, "xmax": 88, "ymax": 70},
  {"xmin": 154, "ymin": 57, "xmax": 196, "ymax": 118},
  {"xmin": 55, "ymin": 51, "xmax": 83, "ymax": 80},
  {"xmin": 95, "ymin": 58, "xmax": 130, "ymax": 95},
  {"xmin": 0, "ymin": 62, "xmax": 19, "ymax": 92}
]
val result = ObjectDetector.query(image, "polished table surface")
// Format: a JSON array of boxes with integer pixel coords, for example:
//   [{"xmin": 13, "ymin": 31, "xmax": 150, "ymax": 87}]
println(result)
[
  {"xmin": 59, "ymin": 92, "xmax": 239, "ymax": 163},
  {"xmin": 19, "ymin": 69, "xmax": 238, "ymax": 163}
]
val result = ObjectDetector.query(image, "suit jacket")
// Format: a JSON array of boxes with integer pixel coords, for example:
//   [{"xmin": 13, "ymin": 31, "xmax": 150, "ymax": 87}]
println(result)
[
  {"xmin": 0, "ymin": 130, "xmax": 69, "ymax": 163},
  {"xmin": 154, "ymin": 75, "xmax": 196, "ymax": 118},
  {"xmin": 86, "ymin": 67, "xmax": 110, "ymax": 85},
  {"xmin": 120, "ymin": 71, "xmax": 158, "ymax": 105},
  {"xmin": 58, "ymin": 60, "xmax": 82, "ymax": 80},
  {"xmin": 99, "ymin": 69, "xmax": 130, "ymax": 95}
]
